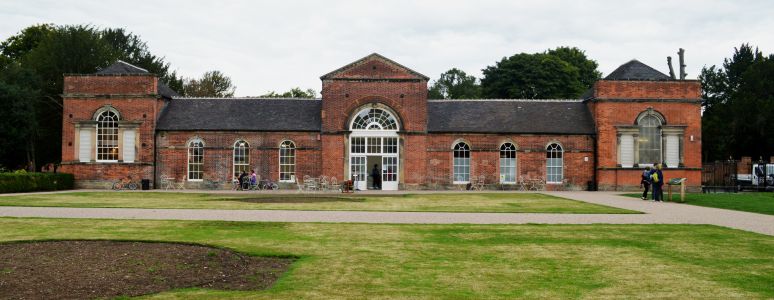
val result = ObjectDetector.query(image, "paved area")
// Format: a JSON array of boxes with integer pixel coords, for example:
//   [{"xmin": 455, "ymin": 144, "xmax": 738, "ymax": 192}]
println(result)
[{"xmin": 1, "ymin": 191, "xmax": 772, "ymax": 236}]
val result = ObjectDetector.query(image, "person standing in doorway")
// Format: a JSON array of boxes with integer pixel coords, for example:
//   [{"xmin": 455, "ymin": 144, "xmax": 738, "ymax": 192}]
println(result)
[
  {"xmin": 640, "ymin": 166, "xmax": 652, "ymax": 200},
  {"xmin": 651, "ymin": 163, "xmax": 665, "ymax": 202},
  {"xmin": 371, "ymin": 164, "xmax": 382, "ymax": 190}
]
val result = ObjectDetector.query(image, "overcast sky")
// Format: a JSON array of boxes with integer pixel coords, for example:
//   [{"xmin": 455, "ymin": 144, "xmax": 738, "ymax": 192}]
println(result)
[{"xmin": 2, "ymin": 0, "xmax": 773, "ymax": 96}]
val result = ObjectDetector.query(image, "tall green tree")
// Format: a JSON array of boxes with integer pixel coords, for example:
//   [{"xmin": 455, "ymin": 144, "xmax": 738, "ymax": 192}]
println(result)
[
  {"xmin": 260, "ymin": 87, "xmax": 317, "ymax": 98},
  {"xmin": 427, "ymin": 68, "xmax": 481, "ymax": 99},
  {"xmin": 182, "ymin": 70, "xmax": 236, "ymax": 97},
  {"xmin": 0, "ymin": 64, "xmax": 39, "ymax": 170},
  {"xmin": 0, "ymin": 24, "xmax": 184, "ymax": 169},
  {"xmin": 700, "ymin": 44, "xmax": 773, "ymax": 161},
  {"xmin": 546, "ymin": 46, "xmax": 602, "ymax": 89},
  {"xmin": 480, "ymin": 47, "xmax": 600, "ymax": 99}
]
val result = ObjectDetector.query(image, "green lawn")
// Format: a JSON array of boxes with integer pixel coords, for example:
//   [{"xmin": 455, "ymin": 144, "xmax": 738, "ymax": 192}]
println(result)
[
  {"xmin": 0, "ymin": 192, "xmax": 635, "ymax": 214},
  {"xmin": 0, "ymin": 218, "xmax": 772, "ymax": 299},
  {"xmin": 624, "ymin": 192, "xmax": 774, "ymax": 215}
]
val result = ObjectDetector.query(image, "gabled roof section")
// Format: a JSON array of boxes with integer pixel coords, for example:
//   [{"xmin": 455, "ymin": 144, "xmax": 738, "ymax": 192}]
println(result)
[
  {"xmin": 427, "ymin": 100, "xmax": 595, "ymax": 135},
  {"xmin": 604, "ymin": 59, "xmax": 671, "ymax": 81},
  {"xmin": 157, "ymin": 98, "xmax": 321, "ymax": 131},
  {"xmin": 320, "ymin": 53, "xmax": 430, "ymax": 80},
  {"xmin": 95, "ymin": 60, "xmax": 179, "ymax": 98}
]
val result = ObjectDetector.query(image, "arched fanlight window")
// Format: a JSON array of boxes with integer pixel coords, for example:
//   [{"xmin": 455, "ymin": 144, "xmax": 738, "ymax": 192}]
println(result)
[
  {"xmin": 453, "ymin": 142, "xmax": 471, "ymax": 183},
  {"xmin": 546, "ymin": 143, "xmax": 563, "ymax": 183},
  {"xmin": 233, "ymin": 140, "xmax": 249, "ymax": 178},
  {"xmin": 500, "ymin": 143, "xmax": 517, "ymax": 184},
  {"xmin": 637, "ymin": 112, "xmax": 663, "ymax": 165},
  {"xmin": 96, "ymin": 109, "xmax": 119, "ymax": 161},
  {"xmin": 351, "ymin": 108, "xmax": 398, "ymax": 130},
  {"xmin": 279, "ymin": 140, "xmax": 296, "ymax": 182},
  {"xmin": 187, "ymin": 139, "xmax": 204, "ymax": 181}
]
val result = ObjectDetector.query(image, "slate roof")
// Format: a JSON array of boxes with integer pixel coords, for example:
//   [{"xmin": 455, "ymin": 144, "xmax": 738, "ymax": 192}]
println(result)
[
  {"xmin": 96, "ymin": 60, "xmax": 180, "ymax": 98},
  {"xmin": 427, "ymin": 100, "xmax": 595, "ymax": 134},
  {"xmin": 604, "ymin": 59, "xmax": 671, "ymax": 81},
  {"xmin": 156, "ymin": 98, "xmax": 321, "ymax": 131}
]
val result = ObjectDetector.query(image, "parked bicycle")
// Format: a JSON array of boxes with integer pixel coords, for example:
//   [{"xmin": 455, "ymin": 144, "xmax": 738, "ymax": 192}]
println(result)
[
  {"xmin": 111, "ymin": 175, "xmax": 138, "ymax": 191},
  {"xmin": 259, "ymin": 178, "xmax": 279, "ymax": 190}
]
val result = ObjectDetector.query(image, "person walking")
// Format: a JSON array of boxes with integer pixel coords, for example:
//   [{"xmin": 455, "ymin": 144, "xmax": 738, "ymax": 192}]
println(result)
[
  {"xmin": 650, "ymin": 163, "xmax": 665, "ymax": 202},
  {"xmin": 640, "ymin": 166, "xmax": 652, "ymax": 200},
  {"xmin": 370, "ymin": 164, "xmax": 381, "ymax": 190}
]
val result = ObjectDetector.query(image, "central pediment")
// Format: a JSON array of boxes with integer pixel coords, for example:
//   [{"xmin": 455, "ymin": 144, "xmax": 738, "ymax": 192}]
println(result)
[{"xmin": 320, "ymin": 53, "xmax": 429, "ymax": 81}]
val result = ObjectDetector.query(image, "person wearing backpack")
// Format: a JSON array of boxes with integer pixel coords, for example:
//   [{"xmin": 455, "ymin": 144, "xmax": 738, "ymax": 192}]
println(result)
[
  {"xmin": 650, "ymin": 163, "xmax": 665, "ymax": 202},
  {"xmin": 640, "ymin": 166, "xmax": 652, "ymax": 200}
]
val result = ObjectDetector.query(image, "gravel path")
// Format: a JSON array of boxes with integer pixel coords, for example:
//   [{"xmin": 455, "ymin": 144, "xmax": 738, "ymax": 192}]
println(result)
[{"xmin": 1, "ymin": 191, "xmax": 772, "ymax": 236}]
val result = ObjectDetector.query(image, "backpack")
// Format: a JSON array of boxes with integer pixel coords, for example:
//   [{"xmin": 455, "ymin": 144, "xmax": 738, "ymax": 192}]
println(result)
[{"xmin": 650, "ymin": 172, "xmax": 660, "ymax": 183}]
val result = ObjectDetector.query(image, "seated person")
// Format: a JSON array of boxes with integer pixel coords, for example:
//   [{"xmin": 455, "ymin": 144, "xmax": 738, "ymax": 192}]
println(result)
[
  {"xmin": 238, "ymin": 171, "xmax": 249, "ymax": 190},
  {"xmin": 250, "ymin": 170, "xmax": 257, "ymax": 189}
]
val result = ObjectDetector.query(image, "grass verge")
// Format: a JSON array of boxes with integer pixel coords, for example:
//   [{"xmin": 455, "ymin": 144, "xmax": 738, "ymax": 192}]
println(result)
[
  {"xmin": 0, "ymin": 218, "xmax": 771, "ymax": 299},
  {"xmin": 623, "ymin": 192, "xmax": 774, "ymax": 215},
  {"xmin": 0, "ymin": 192, "xmax": 635, "ymax": 214}
]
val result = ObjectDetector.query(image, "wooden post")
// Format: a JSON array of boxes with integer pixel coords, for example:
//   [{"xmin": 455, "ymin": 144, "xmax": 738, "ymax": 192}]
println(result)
[{"xmin": 681, "ymin": 179, "xmax": 686, "ymax": 202}]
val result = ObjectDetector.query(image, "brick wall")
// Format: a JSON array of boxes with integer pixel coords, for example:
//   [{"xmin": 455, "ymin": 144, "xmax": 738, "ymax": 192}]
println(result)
[
  {"xmin": 59, "ymin": 74, "xmax": 162, "ymax": 188},
  {"xmin": 155, "ymin": 131, "xmax": 321, "ymax": 188},
  {"xmin": 590, "ymin": 79, "xmax": 702, "ymax": 190},
  {"xmin": 423, "ymin": 134, "xmax": 595, "ymax": 190}
]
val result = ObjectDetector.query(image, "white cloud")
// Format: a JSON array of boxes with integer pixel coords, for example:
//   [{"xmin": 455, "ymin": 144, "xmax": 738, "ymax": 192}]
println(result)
[{"xmin": 1, "ymin": 0, "xmax": 773, "ymax": 96}]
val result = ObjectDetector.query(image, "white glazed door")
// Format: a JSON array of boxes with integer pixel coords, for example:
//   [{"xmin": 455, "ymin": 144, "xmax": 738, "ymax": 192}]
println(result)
[
  {"xmin": 350, "ymin": 156, "xmax": 367, "ymax": 190},
  {"xmin": 382, "ymin": 156, "xmax": 398, "ymax": 190}
]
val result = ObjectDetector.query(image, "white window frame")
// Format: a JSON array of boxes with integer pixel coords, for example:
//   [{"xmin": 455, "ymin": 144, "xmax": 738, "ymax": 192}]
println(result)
[
  {"xmin": 453, "ymin": 142, "xmax": 471, "ymax": 184},
  {"xmin": 279, "ymin": 140, "xmax": 296, "ymax": 182},
  {"xmin": 233, "ymin": 140, "xmax": 250, "ymax": 179},
  {"xmin": 187, "ymin": 138, "xmax": 204, "ymax": 181},
  {"xmin": 350, "ymin": 107, "xmax": 399, "ymax": 131},
  {"xmin": 95, "ymin": 109, "xmax": 120, "ymax": 162},
  {"xmin": 637, "ymin": 110, "xmax": 664, "ymax": 165},
  {"xmin": 499, "ymin": 143, "xmax": 517, "ymax": 184},
  {"xmin": 546, "ymin": 143, "xmax": 564, "ymax": 184}
]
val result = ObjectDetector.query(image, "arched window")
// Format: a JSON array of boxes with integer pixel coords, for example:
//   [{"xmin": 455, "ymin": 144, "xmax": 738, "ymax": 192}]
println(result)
[
  {"xmin": 453, "ymin": 142, "xmax": 471, "ymax": 183},
  {"xmin": 500, "ymin": 143, "xmax": 517, "ymax": 184},
  {"xmin": 546, "ymin": 143, "xmax": 563, "ymax": 183},
  {"xmin": 96, "ymin": 109, "xmax": 119, "ymax": 161},
  {"xmin": 233, "ymin": 140, "xmax": 249, "ymax": 178},
  {"xmin": 638, "ymin": 113, "xmax": 663, "ymax": 165},
  {"xmin": 279, "ymin": 140, "xmax": 296, "ymax": 182},
  {"xmin": 351, "ymin": 108, "xmax": 398, "ymax": 130},
  {"xmin": 187, "ymin": 139, "xmax": 204, "ymax": 181}
]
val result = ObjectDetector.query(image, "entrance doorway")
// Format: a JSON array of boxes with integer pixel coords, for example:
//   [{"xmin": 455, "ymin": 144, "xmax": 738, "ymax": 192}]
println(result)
[{"xmin": 348, "ymin": 107, "xmax": 400, "ymax": 191}]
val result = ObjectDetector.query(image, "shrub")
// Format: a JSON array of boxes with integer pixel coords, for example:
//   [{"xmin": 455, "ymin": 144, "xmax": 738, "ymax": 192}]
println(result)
[{"xmin": 0, "ymin": 173, "xmax": 74, "ymax": 193}]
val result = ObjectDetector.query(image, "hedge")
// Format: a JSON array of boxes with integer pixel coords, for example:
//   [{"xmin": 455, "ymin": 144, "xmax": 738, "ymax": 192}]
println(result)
[{"xmin": 0, "ymin": 173, "xmax": 75, "ymax": 193}]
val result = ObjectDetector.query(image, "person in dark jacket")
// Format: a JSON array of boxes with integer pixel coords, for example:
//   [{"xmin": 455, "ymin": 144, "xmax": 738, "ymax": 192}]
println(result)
[
  {"xmin": 640, "ymin": 166, "xmax": 652, "ymax": 200},
  {"xmin": 371, "ymin": 164, "xmax": 381, "ymax": 189},
  {"xmin": 651, "ymin": 163, "xmax": 665, "ymax": 202},
  {"xmin": 238, "ymin": 171, "xmax": 248, "ymax": 191}
]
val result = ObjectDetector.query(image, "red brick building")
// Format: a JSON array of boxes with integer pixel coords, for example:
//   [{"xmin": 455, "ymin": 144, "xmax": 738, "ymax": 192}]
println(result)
[{"xmin": 60, "ymin": 54, "xmax": 702, "ymax": 191}]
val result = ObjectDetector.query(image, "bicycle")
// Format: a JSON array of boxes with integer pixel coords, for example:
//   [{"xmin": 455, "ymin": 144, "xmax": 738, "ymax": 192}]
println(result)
[
  {"xmin": 111, "ymin": 175, "xmax": 138, "ymax": 191},
  {"xmin": 259, "ymin": 178, "xmax": 279, "ymax": 190}
]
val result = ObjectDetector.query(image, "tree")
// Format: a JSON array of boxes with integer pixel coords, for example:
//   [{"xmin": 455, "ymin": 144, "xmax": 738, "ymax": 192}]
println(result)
[
  {"xmin": 427, "ymin": 68, "xmax": 481, "ymax": 99},
  {"xmin": 260, "ymin": 87, "xmax": 317, "ymax": 98},
  {"xmin": 480, "ymin": 47, "xmax": 600, "ymax": 99},
  {"xmin": 699, "ymin": 44, "xmax": 773, "ymax": 161},
  {"xmin": 0, "ymin": 24, "xmax": 185, "ymax": 169},
  {"xmin": 182, "ymin": 70, "xmax": 236, "ymax": 97},
  {"xmin": 546, "ymin": 46, "xmax": 602, "ymax": 89},
  {"xmin": 0, "ymin": 64, "xmax": 40, "ymax": 170}
]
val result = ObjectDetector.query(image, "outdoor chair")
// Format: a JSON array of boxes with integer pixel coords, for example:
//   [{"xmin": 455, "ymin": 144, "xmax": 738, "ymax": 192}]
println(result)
[
  {"xmin": 476, "ymin": 175, "xmax": 486, "ymax": 190},
  {"xmin": 176, "ymin": 176, "xmax": 186, "ymax": 190},
  {"xmin": 320, "ymin": 175, "xmax": 329, "ymax": 191},
  {"xmin": 160, "ymin": 175, "xmax": 174, "ymax": 190},
  {"xmin": 329, "ymin": 176, "xmax": 339, "ymax": 192},
  {"xmin": 296, "ymin": 177, "xmax": 305, "ymax": 192}
]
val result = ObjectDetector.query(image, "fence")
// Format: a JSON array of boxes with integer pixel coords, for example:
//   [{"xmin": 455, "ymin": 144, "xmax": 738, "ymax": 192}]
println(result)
[{"xmin": 701, "ymin": 161, "xmax": 738, "ymax": 193}]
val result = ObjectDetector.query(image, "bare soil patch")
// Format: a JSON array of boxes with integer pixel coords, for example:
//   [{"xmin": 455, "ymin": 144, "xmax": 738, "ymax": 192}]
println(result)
[{"xmin": 0, "ymin": 240, "xmax": 294, "ymax": 299}]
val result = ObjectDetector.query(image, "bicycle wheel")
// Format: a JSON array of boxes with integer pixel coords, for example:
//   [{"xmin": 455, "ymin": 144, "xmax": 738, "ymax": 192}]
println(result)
[
  {"xmin": 269, "ymin": 183, "xmax": 279, "ymax": 190},
  {"xmin": 128, "ymin": 183, "xmax": 138, "ymax": 190},
  {"xmin": 111, "ymin": 182, "xmax": 122, "ymax": 190}
]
